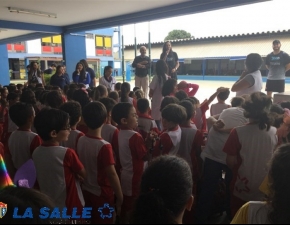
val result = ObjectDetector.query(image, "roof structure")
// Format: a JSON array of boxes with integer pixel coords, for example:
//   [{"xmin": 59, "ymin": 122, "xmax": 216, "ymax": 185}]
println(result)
[
  {"xmin": 0, "ymin": 0, "xmax": 269, "ymax": 44},
  {"xmin": 124, "ymin": 30, "xmax": 290, "ymax": 59}
]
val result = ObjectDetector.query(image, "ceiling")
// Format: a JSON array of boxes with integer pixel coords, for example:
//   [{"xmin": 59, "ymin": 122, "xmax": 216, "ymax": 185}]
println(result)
[{"xmin": 0, "ymin": 0, "xmax": 270, "ymax": 44}]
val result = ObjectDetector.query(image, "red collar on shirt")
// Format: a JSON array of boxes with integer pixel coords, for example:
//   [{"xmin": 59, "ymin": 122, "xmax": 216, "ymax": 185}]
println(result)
[
  {"xmin": 138, "ymin": 113, "xmax": 153, "ymax": 120},
  {"xmin": 161, "ymin": 125, "xmax": 179, "ymax": 133},
  {"xmin": 85, "ymin": 134, "xmax": 103, "ymax": 140}
]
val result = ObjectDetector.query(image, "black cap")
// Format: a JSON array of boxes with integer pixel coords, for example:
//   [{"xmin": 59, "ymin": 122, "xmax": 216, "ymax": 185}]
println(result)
[{"xmin": 273, "ymin": 40, "xmax": 280, "ymax": 45}]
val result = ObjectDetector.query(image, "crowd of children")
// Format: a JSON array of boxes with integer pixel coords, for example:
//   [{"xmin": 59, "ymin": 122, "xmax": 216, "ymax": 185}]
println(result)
[{"xmin": 1, "ymin": 57, "xmax": 290, "ymax": 224}]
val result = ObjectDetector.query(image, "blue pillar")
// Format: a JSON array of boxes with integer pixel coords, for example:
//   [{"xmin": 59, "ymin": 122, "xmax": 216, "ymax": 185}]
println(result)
[
  {"xmin": 202, "ymin": 59, "xmax": 207, "ymax": 80},
  {"xmin": 126, "ymin": 63, "xmax": 131, "ymax": 82},
  {"xmin": 61, "ymin": 32, "xmax": 86, "ymax": 78},
  {"xmin": 0, "ymin": 44, "xmax": 10, "ymax": 85},
  {"xmin": 25, "ymin": 57, "xmax": 29, "ymax": 79},
  {"xmin": 218, "ymin": 59, "xmax": 221, "ymax": 76}
]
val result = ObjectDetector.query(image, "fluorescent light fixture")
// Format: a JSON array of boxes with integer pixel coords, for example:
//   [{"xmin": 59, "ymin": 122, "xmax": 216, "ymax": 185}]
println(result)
[{"xmin": 8, "ymin": 7, "xmax": 57, "ymax": 18}]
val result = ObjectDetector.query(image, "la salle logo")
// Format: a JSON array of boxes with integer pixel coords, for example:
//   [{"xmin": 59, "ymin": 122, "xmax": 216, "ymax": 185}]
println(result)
[{"xmin": 0, "ymin": 202, "xmax": 7, "ymax": 218}]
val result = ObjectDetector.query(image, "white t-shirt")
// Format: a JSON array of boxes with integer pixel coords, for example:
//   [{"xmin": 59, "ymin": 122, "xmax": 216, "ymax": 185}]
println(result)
[
  {"xmin": 236, "ymin": 70, "xmax": 263, "ymax": 97},
  {"xmin": 99, "ymin": 76, "xmax": 116, "ymax": 91},
  {"xmin": 149, "ymin": 75, "xmax": 168, "ymax": 120},
  {"xmin": 202, "ymin": 107, "xmax": 248, "ymax": 164}
]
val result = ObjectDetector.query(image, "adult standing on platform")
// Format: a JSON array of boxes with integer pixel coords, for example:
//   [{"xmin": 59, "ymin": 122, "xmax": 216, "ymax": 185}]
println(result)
[
  {"xmin": 265, "ymin": 40, "xmax": 290, "ymax": 97},
  {"xmin": 27, "ymin": 61, "xmax": 45, "ymax": 86},
  {"xmin": 99, "ymin": 66, "xmax": 116, "ymax": 91},
  {"xmin": 160, "ymin": 41, "xmax": 179, "ymax": 80},
  {"xmin": 132, "ymin": 46, "xmax": 151, "ymax": 98}
]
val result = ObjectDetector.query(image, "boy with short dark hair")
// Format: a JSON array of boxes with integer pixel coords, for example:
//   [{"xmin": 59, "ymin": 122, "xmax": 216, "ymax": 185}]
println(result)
[
  {"xmin": 137, "ymin": 98, "xmax": 159, "ymax": 140},
  {"xmin": 112, "ymin": 102, "xmax": 151, "ymax": 223},
  {"xmin": 59, "ymin": 101, "xmax": 84, "ymax": 150},
  {"xmin": 210, "ymin": 89, "xmax": 231, "ymax": 116},
  {"xmin": 77, "ymin": 102, "xmax": 123, "ymax": 224},
  {"xmin": 8, "ymin": 102, "xmax": 42, "ymax": 171},
  {"xmin": 32, "ymin": 108, "xmax": 85, "ymax": 214},
  {"xmin": 152, "ymin": 104, "xmax": 187, "ymax": 157}
]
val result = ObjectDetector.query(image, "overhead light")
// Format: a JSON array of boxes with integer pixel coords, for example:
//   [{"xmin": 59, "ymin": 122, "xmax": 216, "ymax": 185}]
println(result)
[{"xmin": 8, "ymin": 7, "xmax": 57, "ymax": 18}]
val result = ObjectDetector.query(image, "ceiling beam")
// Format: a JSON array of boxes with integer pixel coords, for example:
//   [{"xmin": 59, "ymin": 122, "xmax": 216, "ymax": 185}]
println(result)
[
  {"xmin": 0, "ymin": 20, "xmax": 62, "ymax": 33},
  {"xmin": 63, "ymin": 0, "xmax": 269, "ymax": 33},
  {"xmin": 0, "ymin": 32, "xmax": 57, "ymax": 45}
]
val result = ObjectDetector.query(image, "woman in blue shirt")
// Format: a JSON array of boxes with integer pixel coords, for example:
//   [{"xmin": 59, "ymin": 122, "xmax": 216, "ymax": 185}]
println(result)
[{"xmin": 72, "ymin": 62, "xmax": 91, "ymax": 88}]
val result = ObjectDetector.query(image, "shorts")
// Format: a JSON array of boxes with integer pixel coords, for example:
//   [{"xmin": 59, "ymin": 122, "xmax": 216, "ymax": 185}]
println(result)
[{"xmin": 265, "ymin": 79, "xmax": 285, "ymax": 92}]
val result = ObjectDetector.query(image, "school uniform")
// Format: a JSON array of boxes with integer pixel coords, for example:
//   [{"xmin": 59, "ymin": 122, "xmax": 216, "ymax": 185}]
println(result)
[
  {"xmin": 152, "ymin": 125, "xmax": 182, "ymax": 157},
  {"xmin": 194, "ymin": 101, "xmax": 209, "ymax": 134},
  {"xmin": 61, "ymin": 129, "xmax": 84, "ymax": 150},
  {"xmin": 77, "ymin": 135, "xmax": 115, "ymax": 224},
  {"xmin": 119, "ymin": 97, "xmax": 137, "ymax": 109},
  {"xmin": 101, "ymin": 123, "xmax": 120, "ymax": 177},
  {"xmin": 118, "ymin": 128, "xmax": 148, "ymax": 219},
  {"xmin": 223, "ymin": 123, "xmax": 277, "ymax": 216},
  {"xmin": 32, "ymin": 145, "xmax": 85, "ymax": 213},
  {"xmin": 8, "ymin": 129, "xmax": 42, "ymax": 169},
  {"xmin": 210, "ymin": 103, "xmax": 231, "ymax": 116},
  {"xmin": 137, "ymin": 113, "xmax": 159, "ymax": 140}
]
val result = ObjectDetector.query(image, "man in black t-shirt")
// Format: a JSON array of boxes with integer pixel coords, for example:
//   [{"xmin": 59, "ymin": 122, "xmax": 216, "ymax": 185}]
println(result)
[
  {"xmin": 265, "ymin": 40, "xmax": 290, "ymax": 97},
  {"xmin": 43, "ymin": 63, "xmax": 56, "ymax": 75},
  {"xmin": 132, "ymin": 46, "xmax": 151, "ymax": 98}
]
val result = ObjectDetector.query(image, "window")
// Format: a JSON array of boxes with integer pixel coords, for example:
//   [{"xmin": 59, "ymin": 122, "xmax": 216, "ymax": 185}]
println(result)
[
  {"xmin": 86, "ymin": 33, "xmax": 94, "ymax": 39},
  {"xmin": 95, "ymin": 36, "xmax": 112, "ymax": 57},
  {"xmin": 7, "ymin": 42, "xmax": 26, "ymax": 53},
  {"xmin": 41, "ymin": 35, "xmax": 62, "ymax": 54}
]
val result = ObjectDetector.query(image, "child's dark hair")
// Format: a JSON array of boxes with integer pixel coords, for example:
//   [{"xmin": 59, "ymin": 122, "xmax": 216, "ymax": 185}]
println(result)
[
  {"xmin": 120, "ymin": 82, "xmax": 131, "ymax": 103},
  {"xmin": 59, "ymin": 101, "xmax": 82, "ymax": 127},
  {"xmin": 83, "ymin": 102, "xmax": 107, "ymax": 130},
  {"xmin": 129, "ymin": 91, "xmax": 135, "ymax": 98},
  {"xmin": 96, "ymin": 84, "xmax": 108, "ymax": 99},
  {"xmin": 108, "ymin": 91, "xmax": 119, "ymax": 102},
  {"xmin": 155, "ymin": 60, "xmax": 168, "ymax": 86},
  {"xmin": 175, "ymin": 90, "xmax": 188, "ymax": 101},
  {"xmin": 0, "ymin": 186, "xmax": 55, "ymax": 224},
  {"xmin": 162, "ymin": 79, "xmax": 177, "ymax": 97},
  {"xmin": 111, "ymin": 102, "xmax": 133, "ymax": 125},
  {"xmin": 39, "ymin": 90, "xmax": 50, "ymax": 105},
  {"xmin": 34, "ymin": 108, "xmax": 69, "ymax": 141},
  {"xmin": 7, "ymin": 92, "xmax": 20, "ymax": 102},
  {"xmin": 242, "ymin": 92, "xmax": 272, "ymax": 131},
  {"xmin": 268, "ymin": 112, "xmax": 283, "ymax": 128},
  {"xmin": 270, "ymin": 104, "xmax": 285, "ymax": 115},
  {"xmin": 280, "ymin": 101, "xmax": 290, "ymax": 110},
  {"xmin": 131, "ymin": 155, "xmax": 193, "ymax": 224},
  {"xmin": 137, "ymin": 98, "xmax": 150, "ymax": 114},
  {"xmin": 245, "ymin": 53, "xmax": 263, "ymax": 72},
  {"xmin": 217, "ymin": 89, "xmax": 230, "ymax": 101},
  {"xmin": 162, "ymin": 104, "xmax": 187, "ymax": 124},
  {"xmin": 72, "ymin": 89, "xmax": 90, "ymax": 109},
  {"xmin": 46, "ymin": 91, "xmax": 63, "ymax": 109},
  {"xmin": 160, "ymin": 96, "xmax": 179, "ymax": 112},
  {"xmin": 99, "ymin": 97, "xmax": 117, "ymax": 115},
  {"xmin": 133, "ymin": 86, "xmax": 140, "ymax": 92},
  {"xmin": 20, "ymin": 89, "xmax": 36, "ymax": 105},
  {"xmin": 115, "ymin": 82, "xmax": 122, "ymax": 91},
  {"xmin": 267, "ymin": 144, "xmax": 290, "ymax": 224},
  {"xmin": 179, "ymin": 100, "xmax": 196, "ymax": 121},
  {"xmin": 231, "ymin": 97, "xmax": 245, "ymax": 107},
  {"xmin": 9, "ymin": 102, "xmax": 34, "ymax": 127}
]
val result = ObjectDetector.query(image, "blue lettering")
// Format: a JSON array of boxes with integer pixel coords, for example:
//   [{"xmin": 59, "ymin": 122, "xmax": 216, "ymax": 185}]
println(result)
[
  {"xmin": 61, "ymin": 207, "xmax": 71, "ymax": 219},
  {"xmin": 39, "ymin": 207, "xmax": 50, "ymax": 219},
  {"xmin": 12, "ymin": 207, "xmax": 22, "ymax": 218},
  {"xmin": 23, "ymin": 207, "xmax": 33, "ymax": 218},
  {"xmin": 71, "ymin": 207, "xmax": 80, "ymax": 219},
  {"xmin": 82, "ymin": 207, "xmax": 92, "ymax": 219},
  {"xmin": 49, "ymin": 208, "xmax": 61, "ymax": 219}
]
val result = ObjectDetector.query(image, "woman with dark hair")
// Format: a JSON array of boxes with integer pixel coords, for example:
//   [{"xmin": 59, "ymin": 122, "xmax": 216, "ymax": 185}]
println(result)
[
  {"xmin": 231, "ymin": 143, "xmax": 290, "ymax": 224},
  {"xmin": 99, "ymin": 65, "xmax": 117, "ymax": 91},
  {"xmin": 131, "ymin": 155, "xmax": 193, "ymax": 224},
  {"xmin": 28, "ymin": 61, "xmax": 45, "ymax": 86},
  {"xmin": 231, "ymin": 53, "xmax": 263, "ymax": 96},
  {"xmin": 149, "ymin": 60, "xmax": 169, "ymax": 130},
  {"xmin": 223, "ymin": 92, "xmax": 277, "ymax": 217},
  {"xmin": 72, "ymin": 62, "xmax": 91, "ymax": 88},
  {"xmin": 160, "ymin": 41, "xmax": 179, "ymax": 80},
  {"xmin": 50, "ymin": 65, "xmax": 70, "ymax": 90},
  {"xmin": 80, "ymin": 59, "xmax": 96, "ymax": 87}
]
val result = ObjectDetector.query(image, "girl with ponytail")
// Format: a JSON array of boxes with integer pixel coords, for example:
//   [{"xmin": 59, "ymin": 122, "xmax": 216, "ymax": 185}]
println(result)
[
  {"xmin": 223, "ymin": 92, "xmax": 278, "ymax": 217},
  {"xmin": 131, "ymin": 155, "xmax": 193, "ymax": 224}
]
